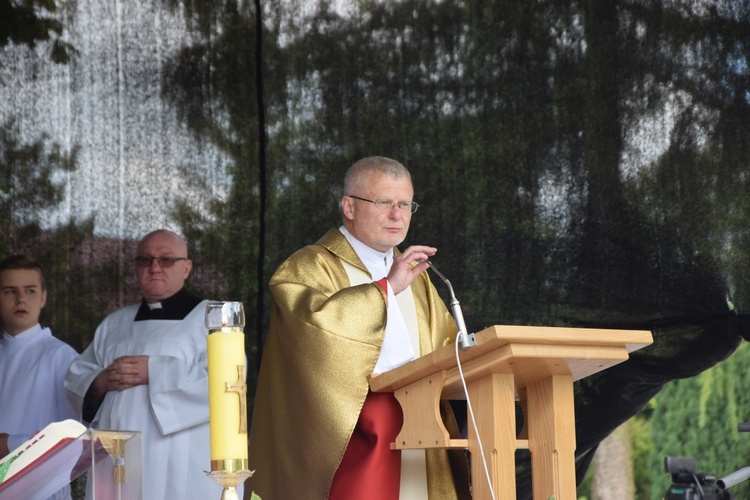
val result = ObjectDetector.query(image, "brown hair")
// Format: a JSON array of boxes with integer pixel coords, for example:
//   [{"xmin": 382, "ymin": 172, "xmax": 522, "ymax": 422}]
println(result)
[{"xmin": 0, "ymin": 255, "xmax": 46, "ymax": 290}]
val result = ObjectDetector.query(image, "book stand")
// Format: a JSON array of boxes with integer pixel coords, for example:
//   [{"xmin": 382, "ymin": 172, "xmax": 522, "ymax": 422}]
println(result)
[
  {"xmin": 369, "ymin": 325, "xmax": 653, "ymax": 500},
  {"xmin": 0, "ymin": 429, "xmax": 142, "ymax": 499}
]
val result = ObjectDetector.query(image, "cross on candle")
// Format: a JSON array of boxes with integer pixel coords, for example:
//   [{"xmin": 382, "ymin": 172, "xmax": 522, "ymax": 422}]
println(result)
[{"xmin": 226, "ymin": 365, "xmax": 248, "ymax": 433}]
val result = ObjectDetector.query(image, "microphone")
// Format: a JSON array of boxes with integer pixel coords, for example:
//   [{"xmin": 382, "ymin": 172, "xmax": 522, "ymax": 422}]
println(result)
[{"xmin": 426, "ymin": 261, "xmax": 477, "ymax": 349}]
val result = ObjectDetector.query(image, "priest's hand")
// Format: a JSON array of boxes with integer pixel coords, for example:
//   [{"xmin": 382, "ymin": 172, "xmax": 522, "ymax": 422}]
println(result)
[
  {"xmin": 387, "ymin": 245, "xmax": 436, "ymax": 295},
  {"xmin": 94, "ymin": 355, "xmax": 150, "ymax": 393}
]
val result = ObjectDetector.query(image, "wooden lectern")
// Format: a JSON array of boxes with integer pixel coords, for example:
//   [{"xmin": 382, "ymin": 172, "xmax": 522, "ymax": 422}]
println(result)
[{"xmin": 369, "ymin": 325, "xmax": 653, "ymax": 500}]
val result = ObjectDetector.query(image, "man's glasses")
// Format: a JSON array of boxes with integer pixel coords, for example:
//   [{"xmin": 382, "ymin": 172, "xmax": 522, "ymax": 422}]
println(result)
[
  {"xmin": 347, "ymin": 195, "xmax": 419, "ymax": 213},
  {"xmin": 134, "ymin": 256, "xmax": 187, "ymax": 268}
]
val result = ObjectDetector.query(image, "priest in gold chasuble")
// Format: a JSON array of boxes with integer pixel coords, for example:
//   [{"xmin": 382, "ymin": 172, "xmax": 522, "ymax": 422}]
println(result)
[{"xmin": 247, "ymin": 157, "xmax": 471, "ymax": 500}]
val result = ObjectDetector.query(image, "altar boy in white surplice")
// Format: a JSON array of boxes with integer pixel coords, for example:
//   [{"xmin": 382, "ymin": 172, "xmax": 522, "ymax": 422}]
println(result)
[{"xmin": 0, "ymin": 254, "xmax": 79, "ymax": 500}]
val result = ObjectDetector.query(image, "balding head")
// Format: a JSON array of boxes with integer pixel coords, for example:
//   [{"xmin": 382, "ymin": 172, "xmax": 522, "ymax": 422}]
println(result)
[{"xmin": 135, "ymin": 230, "xmax": 192, "ymax": 302}]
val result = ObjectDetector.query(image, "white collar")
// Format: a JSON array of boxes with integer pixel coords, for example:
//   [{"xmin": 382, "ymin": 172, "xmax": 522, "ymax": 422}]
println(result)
[
  {"xmin": 3, "ymin": 322, "xmax": 44, "ymax": 340},
  {"xmin": 339, "ymin": 226, "xmax": 393, "ymax": 280}
]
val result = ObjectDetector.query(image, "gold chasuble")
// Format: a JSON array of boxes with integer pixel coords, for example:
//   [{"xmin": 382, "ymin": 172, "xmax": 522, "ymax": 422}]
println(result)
[{"xmin": 247, "ymin": 228, "xmax": 470, "ymax": 499}]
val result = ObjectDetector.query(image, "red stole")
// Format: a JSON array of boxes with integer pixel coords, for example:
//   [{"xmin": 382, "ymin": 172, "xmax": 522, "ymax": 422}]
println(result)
[{"xmin": 329, "ymin": 390, "xmax": 403, "ymax": 499}]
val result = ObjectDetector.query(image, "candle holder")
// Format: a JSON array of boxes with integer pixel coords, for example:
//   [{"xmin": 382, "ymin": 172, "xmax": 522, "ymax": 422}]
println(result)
[
  {"xmin": 205, "ymin": 301, "xmax": 253, "ymax": 500},
  {"xmin": 205, "ymin": 469, "xmax": 254, "ymax": 500}
]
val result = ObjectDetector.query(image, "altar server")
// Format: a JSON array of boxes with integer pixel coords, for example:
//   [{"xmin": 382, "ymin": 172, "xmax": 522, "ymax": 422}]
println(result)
[{"xmin": 0, "ymin": 254, "xmax": 79, "ymax": 500}]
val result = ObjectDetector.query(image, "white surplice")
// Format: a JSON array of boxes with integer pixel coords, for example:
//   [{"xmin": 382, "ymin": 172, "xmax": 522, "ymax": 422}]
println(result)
[
  {"xmin": 64, "ymin": 300, "xmax": 232, "ymax": 500},
  {"xmin": 0, "ymin": 323, "xmax": 79, "ymax": 500}
]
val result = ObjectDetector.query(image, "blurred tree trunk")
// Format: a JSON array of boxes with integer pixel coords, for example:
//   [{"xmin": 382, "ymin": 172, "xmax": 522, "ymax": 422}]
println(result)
[{"xmin": 591, "ymin": 420, "xmax": 635, "ymax": 500}]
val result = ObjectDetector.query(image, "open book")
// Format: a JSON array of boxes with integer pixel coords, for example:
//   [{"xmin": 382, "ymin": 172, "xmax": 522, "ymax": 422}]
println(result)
[{"xmin": 0, "ymin": 419, "xmax": 87, "ymax": 491}]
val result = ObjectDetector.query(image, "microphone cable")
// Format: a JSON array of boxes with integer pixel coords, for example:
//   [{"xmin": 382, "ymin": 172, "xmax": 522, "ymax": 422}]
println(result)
[
  {"xmin": 454, "ymin": 332, "xmax": 497, "ymax": 500},
  {"xmin": 427, "ymin": 260, "xmax": 495, "ymax": 499}
]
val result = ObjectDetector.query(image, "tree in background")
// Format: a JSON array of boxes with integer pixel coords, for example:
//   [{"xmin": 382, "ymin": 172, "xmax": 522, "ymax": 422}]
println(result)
[
  {"xmin": 0, "ymin": 4, "xmax": 119, "ymax": 351},
  {"xmin": 0, "ymin": 118, "xmax": 122, "ymax": 352},
  {"xmin": 160, "ymin": 0, "xmax": 278, "ymax": 409},
  {"xmin": 0, "ymin": 0, "xmax": 73, "ymax": 65},
  {"xmin": 645, "ymin": 341, "xmax": 750, "ymax": 499}
]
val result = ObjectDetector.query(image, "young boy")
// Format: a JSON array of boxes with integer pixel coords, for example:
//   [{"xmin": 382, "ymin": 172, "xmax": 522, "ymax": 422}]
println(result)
[{"xmin": 0, "ymin": 254, "xmax": 79, "ymax": 500}]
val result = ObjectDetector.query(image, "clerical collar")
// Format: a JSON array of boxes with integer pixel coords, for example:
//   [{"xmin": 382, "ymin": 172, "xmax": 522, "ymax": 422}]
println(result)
[
  {"xmin": 134, "ymin": 288, "xmax": 203, "ymax": 321},
  {"xmin": 339, "ymin": 225, "xmax": 393, "ymax": 280}
]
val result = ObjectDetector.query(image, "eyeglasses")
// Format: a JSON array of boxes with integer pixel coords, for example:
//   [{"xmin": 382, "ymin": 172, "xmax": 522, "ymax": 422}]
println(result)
[
  {"xmin": 134, "ymin": 256, "xmax": 187, "ymax": 268},
  {"xmin": 347, "ymin": 195, "xmax": 419, "ymax": 213}
]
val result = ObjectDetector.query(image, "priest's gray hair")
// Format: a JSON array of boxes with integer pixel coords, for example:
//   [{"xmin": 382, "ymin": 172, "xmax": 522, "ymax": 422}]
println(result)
[{"xmin": 343, "ymin": 156, "xmax": 411, "ymax": 195}]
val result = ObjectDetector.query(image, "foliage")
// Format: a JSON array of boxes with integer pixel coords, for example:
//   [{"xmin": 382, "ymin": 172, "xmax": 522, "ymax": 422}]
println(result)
[
  {"xmin": 160, "ymin": 0, "xmax": 273, "ymax": 410},
  {"xmin": 645, "ymin": 342, "xmax": 750, "ymax": 499},
  {"xmin": 0, "ymin": 119, "xmax": 75, "ymax": 233},
  {"xmin": 0, "ymin": 0, "xmax": 74, "ymax": 64},
  {"xmin": 0, "ymin": 118, "xmax": 125, "ymax": 350},
  {"xmin": 631, "ymin": 408, "xmax": 655, "ymax": 500}
]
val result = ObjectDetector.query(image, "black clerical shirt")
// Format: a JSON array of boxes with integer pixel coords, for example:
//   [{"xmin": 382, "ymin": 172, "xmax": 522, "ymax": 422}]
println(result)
[{"xmin": 134, "ymin": 288, "xmax": 204, "ymax": 321}]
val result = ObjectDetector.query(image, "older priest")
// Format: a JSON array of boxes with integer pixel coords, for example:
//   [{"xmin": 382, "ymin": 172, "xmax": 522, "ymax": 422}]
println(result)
[
  {"xmin": 248, "ymin": 157, "xmax": 470, "ymax": 499},
  {"xmin": 65, "ymin": 230, "xmax": 233, "ymax": 500}
]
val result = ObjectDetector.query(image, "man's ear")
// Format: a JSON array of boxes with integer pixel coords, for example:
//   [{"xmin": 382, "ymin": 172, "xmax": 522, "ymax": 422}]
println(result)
[{"xmin": 341, "ymin": 196, "xmax": 355, "ymax": 220}]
